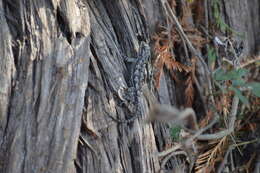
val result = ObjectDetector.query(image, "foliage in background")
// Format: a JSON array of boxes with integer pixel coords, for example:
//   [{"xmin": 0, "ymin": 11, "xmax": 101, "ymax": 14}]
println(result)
[
  {"xmin": 212, "ymin": 0, "xmax": 230, "ymax": 32},
  {"xmin": 153, "ymin": 0, "xmax": 260, "ymax": 172},
  {"xmin": 170, "ymin": 126, "xmax": 182, "ymax": 141}
]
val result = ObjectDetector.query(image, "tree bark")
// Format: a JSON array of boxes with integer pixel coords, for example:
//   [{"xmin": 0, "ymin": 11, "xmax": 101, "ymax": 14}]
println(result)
[
  {"xmin": 207, "ymin": 0, "xmax": 260, "ymax": 55},
  {"xmin": 0, "ymin": 0, "xmax": 259, "ymax": 173}
]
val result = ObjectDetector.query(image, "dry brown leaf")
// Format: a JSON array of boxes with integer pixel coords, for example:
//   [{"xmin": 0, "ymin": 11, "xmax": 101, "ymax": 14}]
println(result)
[
  {"xmin": 153, "ymin": 32, "xmax": 191, "ymax": 89},
  {"xmin": 199, "ymin": 110, "xmax": 214, "ymax": 128},
  {"xmin": 195, "ymin": 136, "xmax": 228, "ymax": 173},
  {"xmin": 185, "ymin": 74, "xmax": 194, "ymax": 107}
]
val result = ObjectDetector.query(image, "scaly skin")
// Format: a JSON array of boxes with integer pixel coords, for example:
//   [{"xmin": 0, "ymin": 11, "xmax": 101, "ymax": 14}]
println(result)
[{"xmin": 112, "ymin": 41, "xmax": 151, "ymax": 123}]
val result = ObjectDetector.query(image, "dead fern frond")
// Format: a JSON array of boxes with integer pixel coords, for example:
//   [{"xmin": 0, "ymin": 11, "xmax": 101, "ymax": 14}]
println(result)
[
  {"xmin": 185, "ymin": 57, "xmax": 197, "ymax": 107},
  {"xmin": 215, "ymin": 91, "xmax": 232, "ymax": 117},
  {"xmin": 153, "ymin": 33, "xmax": 191, "ymax": 88},
  {"xmin": 199, "ymin": 110, "xmax": 214, "ymax": 128},
  {"xmin": 222, "ymin": 93, "xmax": 231, "ymax": 116},
  {"xmin": 185, "ymin": 74, "xmax": 194, "ymax": 107},
  {"xmin": 195, "ymin": 136, "xmax": 229, "ymax": 173}
]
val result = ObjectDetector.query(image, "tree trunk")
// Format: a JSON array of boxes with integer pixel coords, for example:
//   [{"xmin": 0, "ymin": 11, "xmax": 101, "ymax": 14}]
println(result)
[
  {"xmin": 207, "ymin": 0, "xmax": 260, "ymax": 55},
  {"xmin": 0, "ymin": 0, "xmax": 259, "ymax": 173}
]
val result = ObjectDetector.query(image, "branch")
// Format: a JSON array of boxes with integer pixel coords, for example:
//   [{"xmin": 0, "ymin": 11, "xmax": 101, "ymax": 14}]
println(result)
[
  {"xmin": 197, "ymin": 96, "xmax": 239, "ymax": 140},
  {"xmin": 155, "ymin": 144, "xmax": 182, "ymax": 158},
  {"xmin": 161, "ymin": 151, "xmax": 187, "ymax": 169},
  {"xmin": 160, "ymin": 0, "xmax": 215, "ymax": 105}
]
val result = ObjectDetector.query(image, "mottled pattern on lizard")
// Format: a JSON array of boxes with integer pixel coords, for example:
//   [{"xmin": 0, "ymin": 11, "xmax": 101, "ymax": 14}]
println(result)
[{"xmin": 112, "ymin": 41, "xmax": 151, "ymax": 123}]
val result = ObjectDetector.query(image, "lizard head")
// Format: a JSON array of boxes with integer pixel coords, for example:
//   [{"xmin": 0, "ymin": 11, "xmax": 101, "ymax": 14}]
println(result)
[{"xmin": 139, "ymin": 41, "xmax": 151, "ymax": 60}]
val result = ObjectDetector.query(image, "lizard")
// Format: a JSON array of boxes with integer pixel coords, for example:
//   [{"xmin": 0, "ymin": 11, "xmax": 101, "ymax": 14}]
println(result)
[{"xmin": 110, "ymin": 41, "xmax": 151, "ymax": 124}]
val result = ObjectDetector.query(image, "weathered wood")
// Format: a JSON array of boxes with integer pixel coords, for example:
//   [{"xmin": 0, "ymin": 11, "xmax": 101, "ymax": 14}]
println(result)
[
  {"xmin": 76, "ymin": 1, "xmax": 161, "ymax": 172},
  {"xmin": 0, "ymin": 0, "xmax": 90, "ymax": 173},
  {"xmin": 208, "ymin": 0, "xmax": 260, "ymax": 55},
  {"xmin": 224, "ymin": 0, "xmax": 260, "ymax": 55}
]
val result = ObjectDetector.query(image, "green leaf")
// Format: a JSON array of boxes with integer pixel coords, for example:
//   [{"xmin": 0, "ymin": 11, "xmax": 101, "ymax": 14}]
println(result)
[
  {"xmin": 214, "ymin": 68, "xmax": 227, "ymax": 81},
  {"xmin": 236, "ymin": 68, "xmax": 249, "ymax": 78},
  {"xmin": 246, "ymin": 82, "xmax": 260, "ymax": 97},
  {"xmin": 219, "ymin": 20, "xmax": 227, "ymax": 33},
  {"xmin": 214, "ymin": 68, "xmax": 249, "ymax": 81},
  {"xmin": 232, "ymin": 79, "xmax": 246, "ymax": 87},
  {"xmin": 225, "ymin": 68, "xmax": 248, "ymax": 80},
  {"xmin": 208, "ymin": 46, "xmax": 217, "ymax": 67},
  {"xmin": 230, "ymin": 86, "xmax": 249, "ymax": 105},
  {"xmin": 170, "ymin": 126, "xmax": 182, "ymax": 141},
  {"xmin": 214, "ymin": 81, "xmax": 227, "ymax": 93}
]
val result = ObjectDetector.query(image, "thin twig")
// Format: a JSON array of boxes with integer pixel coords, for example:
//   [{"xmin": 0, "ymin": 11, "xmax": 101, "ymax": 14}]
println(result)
[
  {"xmin": 217, "ymin": 146, "xmax": 235, "ymax": 173},
  {"xmin": 155, "ymin": 144, "xmax": 182, "ymax": 158},
  {"xmin": 192, "ymin": 69, "xmax": 209, "ymax": 112},
  {"xmin": 197, "ymin": 128, "xmax": 232, "ymax": 140},
  {"xmin": 180, "ymin": 33, "xmax": 190, "ymax": 60},
  {"xmin": 162, "ymin": 1, "xmax": 209, "ymax": 73},
  {"xmin": 197, "ymin": 83, "xmax": 239, "ymax": 140},
  {"xmin": 160, "ymin": 0, "xmax": 215, "ymax": 105},
  {"xmin": 204, "ymin": 0, "xmax": 209, "ymax": 37},
  {"xmin": 155, "ymin": 114, "xmax": 219, "ymax": 163},
  {"xmin": 240, "ymin": 56, "xmax": 260, "ymax": 68},
  {"xmin": 186, "ymin": 114, "xmax": 219, "ymax": 144},
  {"xmin": 253, "ymin": 154, "xmax": 260, "ymax": 173},
  {"xmin": 79, "ymin": 134, "xmax": 99, "ymax": 158},
  {"xmin": 161, "ymin": 151, "xmax": 187, "ymax": 169},
  {"xmin": 230, "ymin": 150, "xmax": 235, "ymax": 171}
]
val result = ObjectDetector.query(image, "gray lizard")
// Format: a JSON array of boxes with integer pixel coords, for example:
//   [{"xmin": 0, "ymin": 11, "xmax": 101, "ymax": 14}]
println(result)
[{"xmin": 111, "ymin": 41, "xmax": 151, "ymax": 123}]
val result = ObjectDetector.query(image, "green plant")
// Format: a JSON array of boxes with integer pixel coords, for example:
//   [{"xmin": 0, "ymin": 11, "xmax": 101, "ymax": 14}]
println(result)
[
  {"xmin": 213, "ymin": 68, "xmax": 260, "ymax": 105},
  {"xmin": 211, "ymin": 0, "xmax": 243, "ymax": 37},
  {"xmin": 170, "ymin": 126, "xmax": 182, "ymax": 141},
  {"xmin": 207, "ymin": 46, "xmax": 217, "ymax": 68},
  {"xmin": 212, "ymin": 0, "xmax": 228, "ymax": 32}
]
